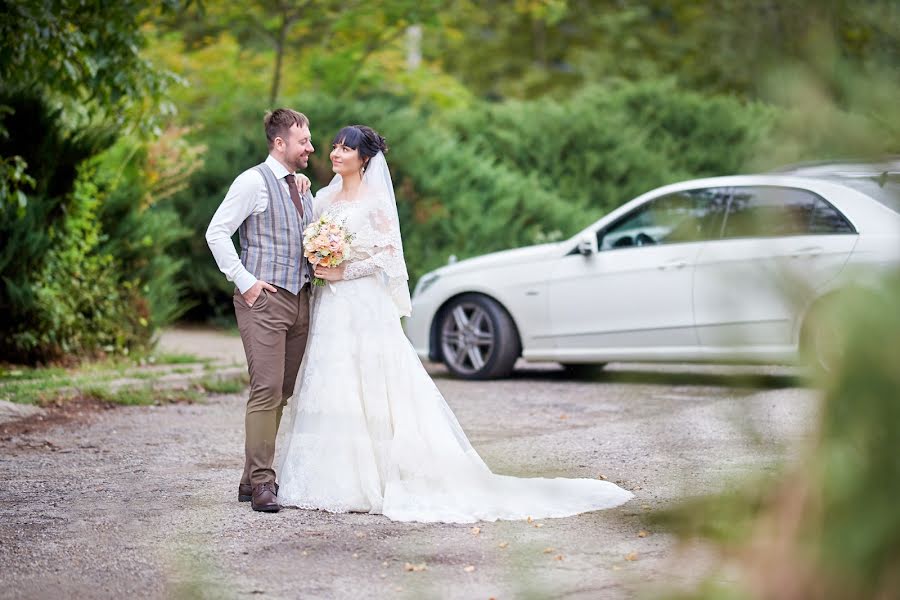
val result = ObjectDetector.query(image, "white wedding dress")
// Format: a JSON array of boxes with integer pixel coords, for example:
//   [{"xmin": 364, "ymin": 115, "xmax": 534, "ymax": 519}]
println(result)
[{"xmin": 276, "ymin": 154, "xmax": 633, "ymax": 523}]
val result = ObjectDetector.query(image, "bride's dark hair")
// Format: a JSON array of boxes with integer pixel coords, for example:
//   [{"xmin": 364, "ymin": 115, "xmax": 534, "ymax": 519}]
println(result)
[{"xmin": 332, "ymin": 125, "xmax": 388, "ymax": 171}]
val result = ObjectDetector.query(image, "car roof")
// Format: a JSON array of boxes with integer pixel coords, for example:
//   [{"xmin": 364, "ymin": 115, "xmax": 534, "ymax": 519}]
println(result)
[
  {"xmin": 769, "ymin": 157, "xmax": 900, "ymax": 177},
  {"xmin": 570, "ymin": 173, "xmax": 900, "ymax": 242},
  {"xmin": 625, "ymin": 174, "xmax": 863, "ymax": 204}
]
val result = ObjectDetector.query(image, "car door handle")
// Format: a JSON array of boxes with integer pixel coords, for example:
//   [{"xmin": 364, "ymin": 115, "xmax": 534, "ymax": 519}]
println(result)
[
  {"xmin": 790, "ymin": 246, "xmax": 823, "ymax": 259},
  {"xmin": 658, "ymin": 259, "xmax": 688, "ymax": 270}
]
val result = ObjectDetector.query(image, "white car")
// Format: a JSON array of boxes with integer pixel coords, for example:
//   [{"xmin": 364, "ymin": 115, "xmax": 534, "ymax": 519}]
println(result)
[{"xmin": 405, "ymin": 174, "xmax": 900, "ymax": 379}]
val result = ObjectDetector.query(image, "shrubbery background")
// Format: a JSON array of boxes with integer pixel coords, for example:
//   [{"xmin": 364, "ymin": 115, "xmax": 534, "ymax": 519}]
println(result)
[{"xmin": 1, "ymin": 0, "xmax": 897, "ymax": 360}]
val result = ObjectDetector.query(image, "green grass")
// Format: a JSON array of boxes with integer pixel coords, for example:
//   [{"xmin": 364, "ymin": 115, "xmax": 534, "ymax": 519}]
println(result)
[
  {"xmin": 0, "ymin": 356, "xmax": 232, "ymax": 405},
  {"xmin": 0, "ymin": 371, "xmax": 118, "ymax": 404},
  {"xmin": 150, "ymin": 352, "xmax": 209, "ymax": 365},
  {"xmin": 128, "ymin": 370, "xmax": 159, "ymax": 380},
  {"xmin": 198, "ymin": 374, "xmax": 248, "ymax": 395},
  {"xmin": 0, "ymin": 376, "xmax": 205, "ymax": 406},
  {"xmin": 0, "ymin": 365, "xmax": 71, "ymax": 382},
  {"xmin": 81, "ymin": 384, "xmax": 203, "ymax": 406}
]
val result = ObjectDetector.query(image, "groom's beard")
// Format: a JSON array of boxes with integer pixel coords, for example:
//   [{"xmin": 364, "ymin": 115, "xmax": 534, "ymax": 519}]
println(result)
[{"xmin": 291, "ymin": 156, "xmax": 309, "ymax": 172}]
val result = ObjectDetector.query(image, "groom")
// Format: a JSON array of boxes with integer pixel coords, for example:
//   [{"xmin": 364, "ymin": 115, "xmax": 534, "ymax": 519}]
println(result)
[{"xmin": 205, "ymin": 108, "xmax": 315, "ymax": 512}]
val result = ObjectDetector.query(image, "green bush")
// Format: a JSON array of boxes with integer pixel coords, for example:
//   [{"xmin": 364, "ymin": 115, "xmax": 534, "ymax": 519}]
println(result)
[
  {"xmin": 446, "ymin": 80, "xmax": 773, "ymax": 217},
  {"xmin": 92, "ymin": 129, "xmax": 199, "ymax": 329},
  {"xmin": 0, "ymin": 96, "xmax": 193, "ymax": 364},
  {"xmin": 651, "ymin": 272, "xmax": 900, "ymax": 599},
  {"xmin": 9, "ymin": 167, "xmax": 149, "ymax": 361},
  {"xmin": 812, "ymin": 278, "xmax": 900, "ymax": 594}
]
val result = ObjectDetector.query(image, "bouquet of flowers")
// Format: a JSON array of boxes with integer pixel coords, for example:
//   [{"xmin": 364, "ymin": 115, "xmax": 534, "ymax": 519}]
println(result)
[{"xmin": 303, "ymin": 215, "xmax": 354, "ymax": 286}]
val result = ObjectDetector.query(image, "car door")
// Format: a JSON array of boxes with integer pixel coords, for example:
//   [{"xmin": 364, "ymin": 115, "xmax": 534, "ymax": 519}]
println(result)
[
  {"xmin": 546, "ymin": 188, "xmax": 729, "ymax": 361},
  {"xmin": 693, "ymin": 185, "xmax": 858, "ymax": 354}
]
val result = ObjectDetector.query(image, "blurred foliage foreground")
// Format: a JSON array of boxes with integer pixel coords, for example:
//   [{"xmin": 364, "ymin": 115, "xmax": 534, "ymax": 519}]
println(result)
[{"xmin": 650, "ymin": 275, "xmax": 900, "ymax": 600}]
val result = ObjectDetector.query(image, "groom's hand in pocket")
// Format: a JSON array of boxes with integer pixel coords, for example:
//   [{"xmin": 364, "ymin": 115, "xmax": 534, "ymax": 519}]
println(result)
[{"xmin": 243, "ymin": 280, "xmax": 278, "ymax": 307}]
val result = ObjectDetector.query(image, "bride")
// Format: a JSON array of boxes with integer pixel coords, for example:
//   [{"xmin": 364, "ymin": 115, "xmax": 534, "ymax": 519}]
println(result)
[{"xmin": 276, "ymin": 125, "xmax": 633, "ymax": 523}]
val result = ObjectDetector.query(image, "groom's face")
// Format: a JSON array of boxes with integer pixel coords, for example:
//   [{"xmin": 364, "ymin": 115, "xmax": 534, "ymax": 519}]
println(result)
[{"xmin": 280, "ymin": 123, "xmax": 314, "ymax": 171}]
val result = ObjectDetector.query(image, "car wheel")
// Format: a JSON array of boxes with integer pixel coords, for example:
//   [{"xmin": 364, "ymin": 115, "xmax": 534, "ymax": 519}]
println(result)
[
  {"xmin": 437, "ymin": 294, "xmax": 520, "ymax": 379},
  {"xmin": 560, "ymin": 363, "xmax": 608, "ymax": 379}
]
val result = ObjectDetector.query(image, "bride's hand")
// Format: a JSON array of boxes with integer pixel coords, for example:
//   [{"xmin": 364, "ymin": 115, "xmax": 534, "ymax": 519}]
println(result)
[
  {"xmin": 314, "ymin": 265, "xmax": 345, "ymax": 281},
  {"xmin": 295, "ymin": 174, "xmax": 312, "ymax": 194}
]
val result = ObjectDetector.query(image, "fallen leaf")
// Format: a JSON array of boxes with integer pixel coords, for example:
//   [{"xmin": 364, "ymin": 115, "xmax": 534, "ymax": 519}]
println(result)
[
  {"xmin": 463, "ymin": 565, "xmax": 475, "ymax": 572},
  {"xmin": 471, "ymin": 526, "xmax": 481, "ymax": 535},
  {"xmin": 543, "ymin": 547, "xmax": 555, "ymax": 554},
  {"xmin": 498, "ymin": 542, "xmax": 509, "ymax": 549},
  {"xmin": 404, "ymin": 562, "xmax": 427, "ymax": 572},
  {"xmin": 625, "ymin": 552, "xmax": 638, "ymax": 561},
  {"xmin": 554, "ymin": 555, "xmax": 564, "ymax": 561},
  {"xmin": 638, "ymin": 530, "xmax": 649, "ymax": 538},
  {"xmin": 559, "ymin": 414, "xmax": 569, "ymax": 420}
]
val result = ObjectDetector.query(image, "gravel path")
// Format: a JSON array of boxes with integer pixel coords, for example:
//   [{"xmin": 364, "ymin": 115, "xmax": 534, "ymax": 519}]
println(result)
[{"xmin": 0, "ymin": 329, "xmax": 819, "ymax": 599}]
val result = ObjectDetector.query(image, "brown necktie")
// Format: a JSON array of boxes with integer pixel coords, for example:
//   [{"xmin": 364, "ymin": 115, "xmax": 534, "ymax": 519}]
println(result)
[{"xmin": 283, "ymin": 174, "xmax": 304, "ymax": 218}]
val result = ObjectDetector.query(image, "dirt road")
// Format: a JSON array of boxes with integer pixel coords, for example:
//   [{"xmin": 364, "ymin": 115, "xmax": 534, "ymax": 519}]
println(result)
[{"xmin": 0, "ymin": 328, "xmax": 818, "ymax": 599}]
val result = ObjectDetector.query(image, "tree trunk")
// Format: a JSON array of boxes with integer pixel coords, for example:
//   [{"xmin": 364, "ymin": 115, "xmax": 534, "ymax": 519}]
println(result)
[
  {"xmin": 269, "ymin": 18, "xmax": 288, "ymax": 105},
  {"xmin": 532, "ymin": 18, "xmax": 546, "ymax": 67}
]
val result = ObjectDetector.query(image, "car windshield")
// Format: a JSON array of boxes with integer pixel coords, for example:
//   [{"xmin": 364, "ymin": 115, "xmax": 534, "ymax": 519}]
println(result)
[{"xmin": 827, "ymin": 175, "xmax": 900, "ymax": 215}]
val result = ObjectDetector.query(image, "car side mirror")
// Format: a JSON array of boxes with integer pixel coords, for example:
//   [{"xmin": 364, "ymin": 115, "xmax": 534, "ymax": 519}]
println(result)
[{"xmin": 577, "ymin": 237, "xmax": 593, "ymax": 256}]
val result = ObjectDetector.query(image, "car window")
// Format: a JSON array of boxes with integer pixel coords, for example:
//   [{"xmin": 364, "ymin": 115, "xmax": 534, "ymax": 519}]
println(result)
[
  {"xmin": 722, "ymin": 186, "xmax": 854, "ymax": 238},
  {"xmin": 598, "ymin": 188, "xmax": 729, "ymax": 251},
  {"xmin": 809, "ymin": 198, "xmax": 855, "ymax": 234}
]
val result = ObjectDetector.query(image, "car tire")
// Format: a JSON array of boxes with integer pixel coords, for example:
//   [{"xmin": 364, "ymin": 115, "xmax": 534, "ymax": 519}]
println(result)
[
  {"xmin": 560, "ymin": 363, "xmax": 608, "ymax": 379},
  {"xmin": 437, "ymin": 294, "xmax": 520, "ymax": 380}
]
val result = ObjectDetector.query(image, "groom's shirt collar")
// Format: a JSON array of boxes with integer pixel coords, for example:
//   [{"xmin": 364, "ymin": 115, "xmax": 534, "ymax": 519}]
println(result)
[{"xmin": 265, "ymin": 154, "xmax": 293, "ymax": 179}]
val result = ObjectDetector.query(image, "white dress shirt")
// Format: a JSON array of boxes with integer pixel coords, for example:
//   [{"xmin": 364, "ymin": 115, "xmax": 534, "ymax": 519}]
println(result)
[{"xmin": 205, "ymin": 154, "xmax": 299, "ymax": 294}]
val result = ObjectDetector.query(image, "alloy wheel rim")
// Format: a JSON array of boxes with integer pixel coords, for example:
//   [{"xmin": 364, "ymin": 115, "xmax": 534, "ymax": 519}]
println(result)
[{"xmin": 441, "ymin": 303, "xmax": 495, "ymax": 375}]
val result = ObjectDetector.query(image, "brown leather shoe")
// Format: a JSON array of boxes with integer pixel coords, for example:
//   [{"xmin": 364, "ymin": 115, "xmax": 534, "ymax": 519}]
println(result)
[
  {"xmin": 239, "ymin": 482, "xmax": 278, "ymax": 502},
  {"xmin": 251, "ymin": 482, "xmax": 280, "ymax": 512}
]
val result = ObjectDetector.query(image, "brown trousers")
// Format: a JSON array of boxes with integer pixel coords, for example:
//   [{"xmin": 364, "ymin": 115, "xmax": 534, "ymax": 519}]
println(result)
[{"xmin": 234, "ymin": 285, "xmax": 310, "ymax": 486}]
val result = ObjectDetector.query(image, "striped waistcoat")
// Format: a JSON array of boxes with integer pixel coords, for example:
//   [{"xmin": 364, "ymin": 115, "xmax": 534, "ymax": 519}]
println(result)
[{"xmin": 237, "ymin": 163, "xmax": 313, "ymax": 294}]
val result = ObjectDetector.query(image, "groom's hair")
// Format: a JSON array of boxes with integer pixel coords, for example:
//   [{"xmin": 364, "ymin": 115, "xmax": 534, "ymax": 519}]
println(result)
[{"xmin": 264, "ymin": 108, "xmax": 309, "ymax": 149}]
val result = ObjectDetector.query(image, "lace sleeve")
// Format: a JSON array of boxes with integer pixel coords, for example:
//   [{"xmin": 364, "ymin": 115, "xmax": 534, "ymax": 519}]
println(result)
[
  {"xmin": 343, "ymin": 258, "xmax": 378, "ymax": 279},
  {"xmin": 343, "ymin": 175, "xmax": 411, "ymax": 316},
  {"xmin": 343, "ymin": 205, "xmax": 405, "ymax": 281}
]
